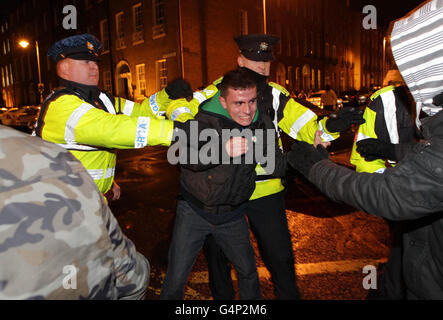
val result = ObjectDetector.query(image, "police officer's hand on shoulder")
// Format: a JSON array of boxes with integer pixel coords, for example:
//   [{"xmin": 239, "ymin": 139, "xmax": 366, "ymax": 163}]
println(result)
[
  {"xmin": 165, "ymin": 78, "xmax": 193, "ymax": 100},
  {"xmin": 325, "ymin": 107, "xmax": 365, "ymax": 133}
]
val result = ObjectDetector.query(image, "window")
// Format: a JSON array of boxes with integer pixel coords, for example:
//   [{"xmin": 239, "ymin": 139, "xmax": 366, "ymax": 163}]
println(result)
[
  {"xmin": 5, "ymin": 65, "xmax": 9, "ymax": 86},
  {"xmin": 14, "ymin": 59, "xmax": 19, "ymax": 82},
  {"xmin": 116, "ymin": 12, "xmax": 125, "ymax": 49},
  {"xmin": 311, "ymin": 69, "xmax": 315, "ymax": 89},
  {"xmin": 100, "ymin": 19, "xmax": 110, "ymax": 52},
  {"xmin": 156, "ymin": 59, "xmax": 167, "ymax": 90},
  {"xmin": 325, "ymin": 43, "xmax": 330, "ymax": 58},
  {"xmin": 132, "ymin": 3, "xmax": 144, "ymax": 44},
  {"xmin": 136, "ymin": 64, "xmax": 146, "ymax": 96},
  {"xmin": 153, "ymin": 0, "xmax": 165, "ymax": 39},
  {"xmin": 21, "ymin": 56, "xmax": 25, "ymax": 80},
  {"xmin": 8, "ymin": 64, "xmax": 13, "ymax": 85},
  {"xmin": 1, "ymin": 67, "xmax": 4, "ymax": 87},
  {"xmin": 286, "ymin": 29, "xmax": 291, "ymax": 56},
  {"xmin": 239, "ymin": 10, "xmax": 248, "ymax": 35},
  {"xmin": 43, "ymin": 12, "xmax": 48, "ymax": 31},
  {"xmin": 27, "ymin": 53, "xmax": 32, "ymax": 80},
  {"xmin": 103, "ymin": 70, "xmax": 112, "ymax": 93}
]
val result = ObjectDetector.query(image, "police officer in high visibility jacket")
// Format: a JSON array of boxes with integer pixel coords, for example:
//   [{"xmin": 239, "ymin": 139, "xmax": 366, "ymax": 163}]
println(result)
[
  {"xmin": 350, "ymin": 73, "xmax": 417, "ymax": 299},
  {"xmin": 149, "ymin": 34, "xmax": 364, "ymax": 299},
  {"xmin": 351, "ymin": 80, "xmax": 416, "ymax": 173},
  {"xmin": 35, "ymin": 34, "xmax": 181, "ymax": 197}
]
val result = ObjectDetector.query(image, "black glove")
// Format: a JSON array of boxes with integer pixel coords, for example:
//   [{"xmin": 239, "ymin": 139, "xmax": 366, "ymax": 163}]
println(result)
[
  {"xmin": 356, "ymin": 138, "xmax": 397, "ymax": 162},
  {"xmin": 433, "ymin": 91, "xmax": 443, "ymax": 106},
  {"xmin": 165, "ymin": 79, "xmax": 193, "ymax": 100},
  {"xmin": 287, "ymin": 141, "xmax": 330, "ymax": 177},
  {"xmin": 325, "ymin": 107, "xmax": 365, "ymax": 133}
]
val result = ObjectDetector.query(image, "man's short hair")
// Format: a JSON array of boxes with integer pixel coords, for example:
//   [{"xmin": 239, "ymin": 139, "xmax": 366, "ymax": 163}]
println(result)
[{"xmin": 219, "ymin": 68, "xmax": 257, "ymax": 98}]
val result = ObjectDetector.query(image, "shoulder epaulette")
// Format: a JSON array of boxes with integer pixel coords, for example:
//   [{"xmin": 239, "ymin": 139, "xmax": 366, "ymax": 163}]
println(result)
[
  {"xmin": 268, "ymin": 82, "xmax": 290, "ymax": 96},
  {"xmin": 370, "ymin": 85, "xmax": 395, "ymax": 101},
  {"xmin": 213, "ymin": 76, "xmax": 224, "ymax": 86}
]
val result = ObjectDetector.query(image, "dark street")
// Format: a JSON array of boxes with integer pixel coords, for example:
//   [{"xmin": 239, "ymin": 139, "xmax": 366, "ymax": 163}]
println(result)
[{"xmin": 109, "ymin": 131, "xmax": 390, "ymax": 300}]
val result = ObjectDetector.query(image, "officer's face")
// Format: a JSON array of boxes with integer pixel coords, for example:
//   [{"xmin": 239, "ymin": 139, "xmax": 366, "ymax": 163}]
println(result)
[
  {"xmin": 219, "ymin": 87, "xmax": 257, "ymax": 127},
  {"xmin": 237, "ymin": 55, "xmax": 271, "ymax": 76},
  {"xmin": 62, "ymin": 58, "xmax": 99, "ymax": 86}
]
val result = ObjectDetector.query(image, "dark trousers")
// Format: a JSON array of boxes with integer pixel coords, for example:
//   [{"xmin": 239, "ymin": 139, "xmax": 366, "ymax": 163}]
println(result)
[
  {"xmin": 203, "ymin": 190, "xmax": 301, "ymax": 299},
  {"xmin": 161, "ymin": 200, "xmax": 261, "ymax": 300},
  {"xmin": 366, "ymin": 220, "xmax": 406, "ymax": 300}
]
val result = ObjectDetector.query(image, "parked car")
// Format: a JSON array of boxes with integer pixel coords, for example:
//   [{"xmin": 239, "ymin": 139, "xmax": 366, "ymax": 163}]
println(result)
[
  {"xmin": 1, "ymin": 106, "xmax": 40, "ymax": 132},
  {"xmin": 0, "ymin": 107, "xmax": 8, "ymax": 123},
  {"xmin": 307, "ymin": 91, "xmax": 343, "ymax": 110},
  {"xmin": 306, "ymin": 91, "xmax": 324, "ymax": 108}
]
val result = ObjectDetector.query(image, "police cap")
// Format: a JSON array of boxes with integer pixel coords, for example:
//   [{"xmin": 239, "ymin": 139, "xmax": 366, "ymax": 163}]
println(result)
[
  {"xmin": 234, "ymin": 34, "xmax": 280, "ymax": 62},
  {"xmin": 48, "ymin": 34, "xmax": 102, "ymax": 62}
]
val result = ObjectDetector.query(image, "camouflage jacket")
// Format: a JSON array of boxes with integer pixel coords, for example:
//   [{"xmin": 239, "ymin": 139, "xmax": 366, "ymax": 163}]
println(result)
[{"xmin": 0, "ymin": 125, "xmax": 149, "ymax": 299}]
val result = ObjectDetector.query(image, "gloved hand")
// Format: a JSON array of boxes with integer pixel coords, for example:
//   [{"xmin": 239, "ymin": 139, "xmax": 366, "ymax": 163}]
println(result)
[
  {"xmin": 356, "ymin": 138, "xmax": 397, "ymax": 161},
  {"xmin": 165, "ymin": 79, "xmax": 193, "ymax": 100},
  {"xmin": 287, "ymin": 141, "xmax": 330, "ymax": 177},
  {"xmin": 325, "ymin": 107, "xmax": 365, "ymax": 133}
]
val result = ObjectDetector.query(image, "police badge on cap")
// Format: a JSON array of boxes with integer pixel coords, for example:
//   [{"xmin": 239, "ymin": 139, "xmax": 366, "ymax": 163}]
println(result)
[
  {"xmin": 234, "ymin": 34, "xmax": 280, "ymax": 62},
  {"xmin": 47, "ymin": 34, "xmax": 102, "ymax": 62}
]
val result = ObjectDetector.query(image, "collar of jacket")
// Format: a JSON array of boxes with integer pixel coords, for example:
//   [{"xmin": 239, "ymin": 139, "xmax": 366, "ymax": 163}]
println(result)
[
  {"xmin": 58, "ymin": 77, "xmax": 101, "ymax": 104},
  {"xmin": 420, "ymin": 108, "xmax": 443, "ymax": 139}
]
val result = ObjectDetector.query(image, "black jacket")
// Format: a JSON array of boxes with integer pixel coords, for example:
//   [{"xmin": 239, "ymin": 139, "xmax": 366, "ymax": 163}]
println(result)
[
  {"xmin": 309, "ymin": 109, "xmax": 443, "ymax": 299},
  {"xmin": 179, "ymin": 91, "xmax": 287, "ymax": 218}
]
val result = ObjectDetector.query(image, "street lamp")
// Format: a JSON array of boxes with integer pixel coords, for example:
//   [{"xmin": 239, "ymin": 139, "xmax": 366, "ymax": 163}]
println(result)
[{"xmin": 19, "ymin": 39, "xmax": 44, "ymax": 104}]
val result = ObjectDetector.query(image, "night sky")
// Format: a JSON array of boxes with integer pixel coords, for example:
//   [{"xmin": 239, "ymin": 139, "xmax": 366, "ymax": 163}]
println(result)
[{"xmin": 350, "ymin": 0, "xmax": 429, "ymax": 27}]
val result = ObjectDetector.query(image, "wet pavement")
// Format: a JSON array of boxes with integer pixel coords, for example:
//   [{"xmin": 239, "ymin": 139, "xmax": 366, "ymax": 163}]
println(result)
[{"xmin": 109, "ymin": 131, "xmax": 390, "ymax": 300}]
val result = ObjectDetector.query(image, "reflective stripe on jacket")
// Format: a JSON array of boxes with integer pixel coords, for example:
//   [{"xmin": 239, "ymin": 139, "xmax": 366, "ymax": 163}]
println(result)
[
  {"xmin": 37, "ymin": 88, "xmax": 174, "ymax": 193},
  {"xmin": 152, "ymin": 78, "xmax": 338, "ymax": 199},
  {"xmin": 350, "ymin": 85, "xmax": 415, "ymax": 173}
]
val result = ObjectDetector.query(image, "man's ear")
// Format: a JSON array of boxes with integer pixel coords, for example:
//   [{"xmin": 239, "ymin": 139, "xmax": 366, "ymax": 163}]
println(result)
[
  {"xmin": 57, "ymin": 60, "xmax": 69, "ymax": 78},
  {"xmin": 219, "ymin": 95, "xmax": 228, "ymax": 110},
  {"xmin": 237, "ymin": 55, "xmax": 244, "ymax": 67}
]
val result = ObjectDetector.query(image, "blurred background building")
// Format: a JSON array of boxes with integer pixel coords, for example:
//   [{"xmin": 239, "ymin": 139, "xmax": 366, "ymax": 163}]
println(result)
[{"xmin": 0, "ymin": 0, "xmax": 396, "ymax": 107}]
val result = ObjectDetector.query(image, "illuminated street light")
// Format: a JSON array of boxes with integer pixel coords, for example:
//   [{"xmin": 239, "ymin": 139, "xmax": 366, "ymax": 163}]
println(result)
[
  {"xmin": 19, "ymin": 40, "xmax": 29, "ymax": 48},
  {"xmin": 19, "ymin": 39, "xmax": 44, "ymax": 104}
]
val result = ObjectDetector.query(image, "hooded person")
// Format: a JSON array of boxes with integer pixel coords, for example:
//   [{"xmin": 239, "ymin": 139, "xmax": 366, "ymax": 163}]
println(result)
[{"xmin": 288, "ymin": 0, "xmax": 443, "ymax": 299}]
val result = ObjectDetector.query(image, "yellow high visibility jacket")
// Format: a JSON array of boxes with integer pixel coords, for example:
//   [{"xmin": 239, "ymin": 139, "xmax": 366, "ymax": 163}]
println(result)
[
  {"xmin": 36, "ymin": 86, "xmax": 174, "ymax": 194},
  {"xmin": 149, "ymin": 78, "xmax": 339, "ymax": 200},
  {"xmin": 350, "ymin": 85, "xmax": 415, "ymax": 173}
]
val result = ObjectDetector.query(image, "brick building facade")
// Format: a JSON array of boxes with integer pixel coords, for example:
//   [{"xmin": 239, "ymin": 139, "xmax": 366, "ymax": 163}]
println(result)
[{"xmin": 0, "ymin": 0, "xmax": 388, "ymax": 108}]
